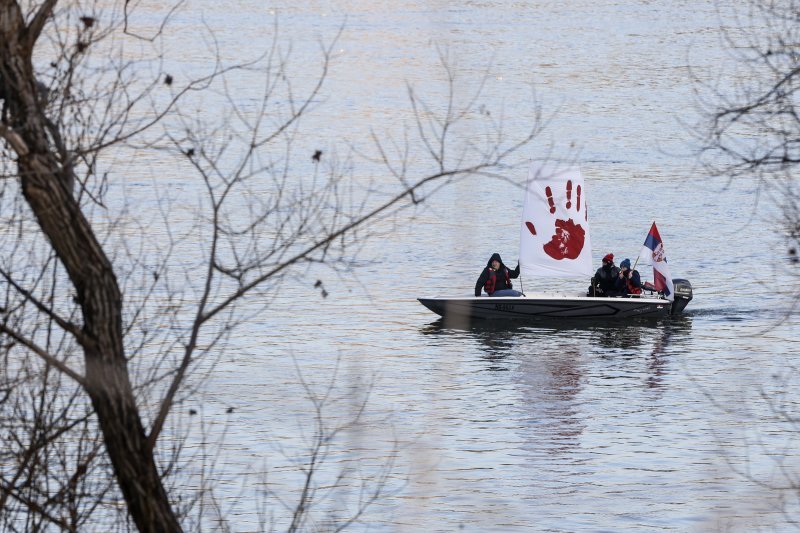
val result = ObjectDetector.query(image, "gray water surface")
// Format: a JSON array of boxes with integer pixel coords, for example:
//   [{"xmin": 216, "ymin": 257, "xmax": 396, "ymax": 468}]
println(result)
[{"xmin": 147, "ymin": 1, "xmax": 800, "ymax": 530}]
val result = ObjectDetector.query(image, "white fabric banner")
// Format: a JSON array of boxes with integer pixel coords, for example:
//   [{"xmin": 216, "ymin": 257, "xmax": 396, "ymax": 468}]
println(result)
[{"xmin": 519, "ymin": 163, "xmax": 593, "ymax": 278}]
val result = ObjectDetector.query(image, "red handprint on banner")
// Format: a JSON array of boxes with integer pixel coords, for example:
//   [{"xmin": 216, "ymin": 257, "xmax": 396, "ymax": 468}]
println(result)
[
  {"xmin": 543, "ymin": 218, "xmax": 585, "ymax": 260},
  {"xmin": 524, "ymin": 180, "xmax": 586, "ymax": 260}
]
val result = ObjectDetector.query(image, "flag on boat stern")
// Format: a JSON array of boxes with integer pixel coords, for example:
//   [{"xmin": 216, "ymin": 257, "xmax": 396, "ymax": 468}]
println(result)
[
  {"xmin": 640, "ymin": 222, "xmax": 674, "ymax": 301},
  {"xmin": 519, "ymin": 164, "xmax": 593, "ymax": 278}
]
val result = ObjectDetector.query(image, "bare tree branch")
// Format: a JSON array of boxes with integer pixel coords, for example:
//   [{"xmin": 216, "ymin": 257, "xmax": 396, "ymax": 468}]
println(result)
[
  {"xmin": 0, "ymin": 324, "xmax": 85, "ymax": 386},
  {"xmin": 25, "ymin": 0, "xmax": 58, "ymax": 50},
  {"xmin": 0, "ymin": 2, "xmax": 542, "ymax": 528}
]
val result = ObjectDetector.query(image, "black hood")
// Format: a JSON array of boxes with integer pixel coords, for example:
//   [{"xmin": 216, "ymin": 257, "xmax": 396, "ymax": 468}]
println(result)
[{"xmin": 486, "ymin": 253, "xmax": 504, "ymax": 268}]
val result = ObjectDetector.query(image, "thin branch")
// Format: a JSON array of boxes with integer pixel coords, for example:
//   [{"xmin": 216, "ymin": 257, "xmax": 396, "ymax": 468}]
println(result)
[
  {"xmin": 24, "ymin": 0, "xmax": 58, "ymax": 52},
  {"xmin": 0, "ymin": 325, "xmax": 86, "ymax": 387},
  {"xmin": 0, "ymin": 270, "xmax": 87, "ymax": 346}
]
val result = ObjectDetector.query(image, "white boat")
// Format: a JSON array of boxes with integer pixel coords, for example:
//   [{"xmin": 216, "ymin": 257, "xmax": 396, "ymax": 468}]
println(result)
[{"xmin": 417, "ymin": 164, "xmax": 693, "ymax": 321}]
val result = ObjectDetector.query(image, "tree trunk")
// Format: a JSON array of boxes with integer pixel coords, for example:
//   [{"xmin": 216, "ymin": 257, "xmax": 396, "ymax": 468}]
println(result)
[{"xmin": 0, "ymin": 3, "xmax": 181, "ymax": 531}]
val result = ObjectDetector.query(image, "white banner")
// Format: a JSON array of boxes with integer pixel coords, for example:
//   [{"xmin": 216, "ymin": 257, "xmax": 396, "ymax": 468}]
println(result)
[{"xmin": 519, "ymin": 163, "xmax": 593, "ymax": 278}]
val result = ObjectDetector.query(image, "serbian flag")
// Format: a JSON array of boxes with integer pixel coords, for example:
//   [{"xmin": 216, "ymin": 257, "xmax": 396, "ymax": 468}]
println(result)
[
  {"xmin": 640, "ymin": 222, "xmax": 674, "ymax": 301},
  {"xmin": 519, "ymin": 163, "xmax": 592, "ymax": 278}
]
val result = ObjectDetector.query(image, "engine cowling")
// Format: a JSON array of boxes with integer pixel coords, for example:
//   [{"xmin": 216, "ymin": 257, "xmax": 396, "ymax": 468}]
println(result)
[{"xmin": 670, "ymin": 278, "xmax": 693, "ymax": 315}]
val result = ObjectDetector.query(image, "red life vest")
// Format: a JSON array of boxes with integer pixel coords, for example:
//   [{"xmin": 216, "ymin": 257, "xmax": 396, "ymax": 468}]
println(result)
[
  {"xmin": 484, "ymin": 268, "xmax": 511, "ymax": 294},
  {"xmin": 625, "ymin": 273, "xmax": 642, "ymax": 295}
]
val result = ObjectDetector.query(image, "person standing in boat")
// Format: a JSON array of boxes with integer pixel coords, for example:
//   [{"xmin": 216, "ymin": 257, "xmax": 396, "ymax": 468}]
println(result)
[
  {"xmin": 589, "ymin": 253, "xmax": 621, "ymax": 296},
  {"xmin": 475, "ymin": 253, "xmax": 522, "ymax": 297},
  {"xmin": 616, "ymin": 258, "xmax": 643, "ymax": 296}
]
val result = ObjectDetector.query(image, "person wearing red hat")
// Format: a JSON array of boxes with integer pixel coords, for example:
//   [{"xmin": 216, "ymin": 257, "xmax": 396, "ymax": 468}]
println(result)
[{"xmin": 589, "ymin": 253, "xmax": 620, "ymax": 296}]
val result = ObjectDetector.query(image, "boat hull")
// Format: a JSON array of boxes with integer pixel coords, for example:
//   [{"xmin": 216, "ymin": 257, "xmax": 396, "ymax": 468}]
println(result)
[{"xmin": 418, "ymin": 294, "xmax": 673, "ymax": 320}]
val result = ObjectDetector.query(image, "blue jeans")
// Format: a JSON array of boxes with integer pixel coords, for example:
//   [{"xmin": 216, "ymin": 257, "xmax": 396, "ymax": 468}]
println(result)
[{"xmin": 490, "ymin": 289, "xmax": 522, "ymax": 297}]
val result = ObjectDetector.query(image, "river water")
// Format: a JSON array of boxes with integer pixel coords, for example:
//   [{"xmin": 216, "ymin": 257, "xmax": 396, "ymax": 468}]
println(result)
[{"xmin": 124, "ymin": 1, "xmax": 800, "ymax": 530}]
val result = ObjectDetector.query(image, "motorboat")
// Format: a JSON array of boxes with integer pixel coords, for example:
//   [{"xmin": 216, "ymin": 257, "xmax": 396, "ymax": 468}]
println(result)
[
  {"xmin": 417, "ymin": 164, "xmax": 692, "ymax": 321},
  {"xmin": 418, "ymin": 278, "xmax": 692, "ymax": 321}
]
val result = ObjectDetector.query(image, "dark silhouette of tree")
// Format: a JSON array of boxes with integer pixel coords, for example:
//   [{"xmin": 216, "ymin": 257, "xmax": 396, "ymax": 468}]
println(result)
[
  {"xmin": 0, "ymin": 1, "xmax": 541, "ymax": 530},
  {"xmin": 695, "ymin": 0, "xmax": 800, "ymax": 280}
]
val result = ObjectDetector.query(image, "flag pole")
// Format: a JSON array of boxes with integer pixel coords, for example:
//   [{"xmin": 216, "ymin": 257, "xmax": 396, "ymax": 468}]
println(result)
[{"xmin": 633, "ymin": 221, "xmax": 655, "ymax": 271}]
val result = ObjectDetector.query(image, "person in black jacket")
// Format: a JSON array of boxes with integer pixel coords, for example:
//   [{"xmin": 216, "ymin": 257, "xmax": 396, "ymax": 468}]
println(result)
[
  {"xmin": 589, "ymin": 253, "xmax": 621, "ymax": 296},
  {"xmin": 475, "ymin": 253, "xmax": 522, "ymax": 297}
]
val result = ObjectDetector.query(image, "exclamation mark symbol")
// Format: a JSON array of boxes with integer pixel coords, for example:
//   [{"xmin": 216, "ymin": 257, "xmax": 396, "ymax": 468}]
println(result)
[
  {"xmin": 566, "ymin": 180, "xmax": 572, "ymax": 209},
  {"xmin": 576, "ymin": 185, "xmax": 581, "ymax": 211},
  {"xmin": 545, "ymin": 186, "xmax": 556, "ymax": 214}
]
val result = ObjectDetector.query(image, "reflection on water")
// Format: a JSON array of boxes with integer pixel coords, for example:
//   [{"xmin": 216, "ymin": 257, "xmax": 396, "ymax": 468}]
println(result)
[
  {"xmin": 647, "ymin": 315, "xmax": 693, "ymax": 389},
  {"xmin": 516, "ymin": 344, "xmax": 585, "ymax": 455},
  {"xmin": 421, "ymin": 314, "xmax": 693, "ymax": 352},
  {"xmin": 419, "ymin": 316, "xmax": 695, "ymax": 459}
]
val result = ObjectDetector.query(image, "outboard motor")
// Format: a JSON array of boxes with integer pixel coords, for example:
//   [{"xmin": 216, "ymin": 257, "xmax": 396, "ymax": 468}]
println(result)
[{"xmin": 670, "ymin": 279, "xmax": 693, "ymax": 315}]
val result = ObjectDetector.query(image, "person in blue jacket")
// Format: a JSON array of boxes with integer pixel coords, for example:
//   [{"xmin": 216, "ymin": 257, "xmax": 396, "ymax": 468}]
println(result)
[{"xmin": 475, "ymin": 253, "xmax": 522, "ymax": 296}]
